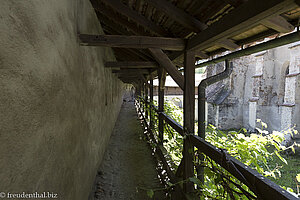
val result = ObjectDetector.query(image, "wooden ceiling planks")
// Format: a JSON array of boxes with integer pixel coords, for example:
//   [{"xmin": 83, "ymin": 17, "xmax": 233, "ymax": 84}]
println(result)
[{"xmin": 88, "ymin": 0, "xmax": 299, "ymax": 84}]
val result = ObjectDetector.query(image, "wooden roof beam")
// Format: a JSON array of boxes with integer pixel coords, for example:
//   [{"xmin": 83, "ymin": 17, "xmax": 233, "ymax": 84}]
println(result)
[
  {"xmin": 105, "ymin": 61, "xmax": 158, "ymax": 69},
  {"xmin": 93, "ymin": 2, "xmax": 151, "ymax": 36},
  {"xmin": 149, "ymin": 48, "xmax": 184, "ymax": 90},
  {"xmin": 79, "ymin": 34, "xmax": 185, "ymax": 51},
  {"xmin": 187, "ymin": 0, "xmax": 298, "ymax": 52},
  {"xmin": 196, "ymin": 51, "xmax": 209, "ymax": 59},
  {"xmin": 100, "ymin": 0, "xmax": 170, "ymax": 36},
  {"xmin": 113, "ymin": 69, "xmax": 150, "ymax": 74},
  {"xmin": 217, "ymin": 39, "xmax": 240, "ymax": 51},
  {"xmin": 143, "ymin": 0, "xmax": 207, "ymax": 33},
  {"xmin": 135, "ymin": 0, "xmax": 144, "ymax": 13},
  {"xmin": 261, "ymin": 15, "xmax": 294, "ymax": 33}
]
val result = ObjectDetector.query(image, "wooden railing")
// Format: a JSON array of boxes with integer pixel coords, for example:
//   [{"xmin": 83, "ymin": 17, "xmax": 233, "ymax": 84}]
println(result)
[{"xmin": 135, "ymin": 97, "xmax": 298, "ymax": 200}]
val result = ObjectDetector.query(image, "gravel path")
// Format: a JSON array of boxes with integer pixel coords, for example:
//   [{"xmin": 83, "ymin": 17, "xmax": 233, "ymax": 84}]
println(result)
[{"xmin": 89, "ymin": 101, "xmax": 166, "ymax": 200}]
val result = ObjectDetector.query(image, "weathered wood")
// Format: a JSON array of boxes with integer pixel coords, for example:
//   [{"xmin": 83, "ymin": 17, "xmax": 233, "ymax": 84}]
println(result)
[
  {"xmin": 187, "ymin": 0, "xmax": 297, "ymax": 51},
  {"xmin": 196, "ymin": 51, "xmax": 209, "ymax": 59},
  {"xmin": 105, "ymin": 61, "xmax": 158, "ymax": 69},
  {"xmin": 101, "ymin": 0, "xmax": 170, "ymax": 36},
  {"xmin": 149, "ymin": 77, "xmax": 154, "ymax": 129},
  {"xmin": 99, "ymin": 14, "xmax": 135, "ymax": 36},
  {"xmin": 99, "ymin": 25, "xmax": 152, "ymax": 61},
  {"xmin": 145, "ymin": 82, "xmax": 149, "ymax": 119},
  {"xmin": 261, "ymin": 15, "xmax": 294, "ymax": 33},
  {"xmin": 149, "ymin": 48, "xmax": 184, "ymax": 90},
  {"xmin": 135, "ymin": 0, "xmax": 144, "ymax": 13},
  {"xmin": 183, "ymin": 50, "xmax": 196, "ymax": 193},
  {"xmin": 79, "ymin": 34, "xmax": 185, "ymax": 51},
  {"xmin": 143, "ymin": 0, "xmax": 207, "ymax": 33},
  {"xmin": 93, "ymin": 2, "xmax": 151, "ymax": 36},
  {"xmin": 189, "ymin": 135, "xmax": 298, "ymax": 200},
  {"xmin": 160, "ymin": 112, "xmax": 184, "ymax": 136},
  {"xmin": 217, "ymin": 39, "xmax": 240, "ymax": 51},
  {"xmin": 112, "ymin": 69, "xmax": 150, "ymax": 74},
  {"xmin": 158, "ymin": 68, "xmax": 166, "ymax": 144}
]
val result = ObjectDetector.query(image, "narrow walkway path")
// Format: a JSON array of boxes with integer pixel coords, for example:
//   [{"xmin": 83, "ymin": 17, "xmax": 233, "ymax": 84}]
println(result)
[{"xmin": 89, "ymin": 101, "xmax": 165, "ymax": 200}]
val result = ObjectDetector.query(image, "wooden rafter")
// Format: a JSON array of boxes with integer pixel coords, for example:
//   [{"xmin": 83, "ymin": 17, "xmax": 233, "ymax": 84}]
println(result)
[
  {"xmin": 112, "ymin": 69, "xmax": 150, "ymax": 74},
  {"xmin": 135, "ymin": 0, "xmax": 144, "ymax": 13},
  {"xmin": 98, "ymin": 20, "xmax": 153, "ymax": 61},
  {"xmin": 144, "ymin": 0, "xmax": 207, "ymax": 33},
  {"xmin": 149, "ymin": 48, "xmax": 184, "ymax": 90},
  {"xmin": 79, "ymin": 34, "xmax": 185, "ymax": 51},
  {"xmin": 187, "ymin": 0, "xmax": 297, "ymax": 51},
  {"xmin": 261, "ymin": 15, "xmax": 294, "ymax": 33},
  {"xmin": 93, "ymin": 2, "xmax": 151, "ymax": 36},
  {"xmin": 217, "ymin": 39, "xmax": 240, "ymax": 50},
  {"xmin": 100, "ymin": 0, "xmax": 170, "ymax": 36},
  {"xmin": 105, "ymin": 61, "xmax": 158, "ymax": 69}
]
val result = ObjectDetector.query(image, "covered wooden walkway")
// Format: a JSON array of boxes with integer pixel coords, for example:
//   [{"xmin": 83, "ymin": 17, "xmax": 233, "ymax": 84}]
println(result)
[{"xmin": 83, "ymin": 0, "xmax": 300, "ymax": 199}]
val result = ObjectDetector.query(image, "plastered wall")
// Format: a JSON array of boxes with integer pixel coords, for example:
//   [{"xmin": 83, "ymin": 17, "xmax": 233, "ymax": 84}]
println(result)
[
  {"xmin": 0, "ymin": 0, "xmax": 125, "ymax": 199},
  {"xmin": 206, "ymin": 42, "xmax": 300, "ymax": 136}
]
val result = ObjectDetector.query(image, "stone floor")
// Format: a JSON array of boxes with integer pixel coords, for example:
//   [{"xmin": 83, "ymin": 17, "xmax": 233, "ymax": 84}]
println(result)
[{"xmin": 89, "ymin": 101, "xmax": 166, "ymax": 200}]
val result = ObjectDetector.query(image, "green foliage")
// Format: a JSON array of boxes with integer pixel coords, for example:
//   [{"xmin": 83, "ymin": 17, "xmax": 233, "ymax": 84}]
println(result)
[
  {"xmin": 141, "ymin": 98, "xmax": 298, "ymax": 199},
  {"xmin": 297, "ymin": 174, "xmax": 300, "ymax": 183},
  {"xmin": 146, "ymin": 189, "xmax": 154, "ymax": 198}
]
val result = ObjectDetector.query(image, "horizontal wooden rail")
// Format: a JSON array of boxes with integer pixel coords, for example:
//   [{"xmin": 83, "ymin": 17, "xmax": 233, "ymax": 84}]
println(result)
[
  {"xmin": 137, "ymin": 98, "xmax": 297, "ymax": 200},
  {"xmin": 189, "ymin": 135, "xmax": 298, "ymax": 200},
  {"xmin": 148, "ymin": 102, "xmax": 184, "ymax": 136},
  {"xmin": 159, "ymin": 112, "xmax": 184, "ymax": 136}
]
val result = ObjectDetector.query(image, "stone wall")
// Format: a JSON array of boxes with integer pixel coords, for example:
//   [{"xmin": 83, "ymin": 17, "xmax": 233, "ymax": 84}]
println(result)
[
  {"xmin": 206, "ymin": 42, "xmax": 300, "ymax": 137},
  {"xmin": 0, "ymin": 0, "xmax": 125, "ymax": 199}
]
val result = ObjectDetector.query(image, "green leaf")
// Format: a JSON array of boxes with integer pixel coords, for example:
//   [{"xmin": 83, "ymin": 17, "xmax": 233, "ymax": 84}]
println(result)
[
  {"xmin": 147, "ymin": 189, "xmax": 154, "ymax": 198},
  {"xmin": 274, "ymin": 151, "xmax": 287, "ymax": 165},
  {"xmin": 189, "ymin": 177, "xmax": 202, "ymax": 187},
  {"xmin": 296, "ymin": 174, "xmax": 300, "ymax": 182}
]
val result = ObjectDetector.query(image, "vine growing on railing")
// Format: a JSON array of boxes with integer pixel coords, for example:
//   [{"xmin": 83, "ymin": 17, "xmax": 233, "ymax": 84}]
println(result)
[{"xmin": 137, "ymin": 97, "xmax": 299, "ymax": 199}]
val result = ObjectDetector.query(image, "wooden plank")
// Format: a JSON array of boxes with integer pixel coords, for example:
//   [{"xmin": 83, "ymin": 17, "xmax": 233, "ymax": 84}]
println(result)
[
  {"xmin": 261, "ymin": 15, "xmax": 294, "ymax": 33},
  {"xmin": 79, "ymin": 34, "xmax": 185, "ymax": 51},
  {"xmin": 101, "ymin": 0, "xmax": 170, "ymax": 36},
  {"xmin": 183, "ymin": 50, "xmax": 196, "ymax": 193},
  {"xmin": 196, "ymin": 51, "xmax": 209, "ymax": 59},
  {"xmin": 149, "ymin": 48, "xmax": 184, "ymax": 89},
  {"xmin": 135, "ymin": 0, "xmax": 144, "ymax": 13},
  {"xmin": 112, "ymin": 69, "xmax": 150, "ymax": 74},
  {"xmin": 149, "ymin": 77, "xmax": 154, "ymax": 129},
  {"xmin": 92, "ymin": 2, "xmax": 151, "ymax": 36},
  {"xmin": 143, "ymin": 0, "xmax": 207, "ymax": 33},
  {"xmin": 189, "ymin": 135, "xmax": 298, "ymax": 200},
  {"xmin": 160, "ymin": 112, "xmax": 184, "ymax": 135},
  {"xmin": 100, "ymin": 25, "xmax": 152, "ymax": 61},
  {"xmin": 217, "ymin": 39, "xmax": 240, "ymax": 50},
  {"xmin": 187, "ymin": 0, "xmax": 297, "ymax": 51},
  {"xmin": 105, "ymin": 61, "xmax": 158, "ymax": 69},
  {"xmin": 158, "ymin": 68, "xmax": 166, "ymax": 144},
  {"xmin": 145, "ymin": 83, "xmax": 149, "ymax": 119}
]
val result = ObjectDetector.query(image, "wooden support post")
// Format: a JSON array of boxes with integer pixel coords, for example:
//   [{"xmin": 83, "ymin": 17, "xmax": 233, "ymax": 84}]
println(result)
[
  {"xmin": 145, "ymin": 82, "xmax": 149, "ymax": 120},
  {"xmin": 183, "ymin": 50, "xmax": 195, "ymax": 193},
  {"xmin": 158, "ymin": 68, "xmax": 166, "ymax": 144},
  {"xmin": 150, "ymin": 77, "xmax": 154, "ymax": 129}
]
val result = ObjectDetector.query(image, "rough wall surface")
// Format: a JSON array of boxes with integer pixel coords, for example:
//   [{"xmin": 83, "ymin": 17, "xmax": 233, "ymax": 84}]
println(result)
[
  {"xmin": 0, "ymin": 0, "xmax": 124, "ymax": 199},
  {"xmin": 206, "ymin": 42, "xmax": 299, "ymax": 136}
]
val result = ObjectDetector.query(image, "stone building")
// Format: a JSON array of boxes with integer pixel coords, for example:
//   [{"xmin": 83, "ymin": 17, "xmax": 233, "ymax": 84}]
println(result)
[{"xmin": 207, "ymin": 41, "xmax": 300, "ymax": 143}]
